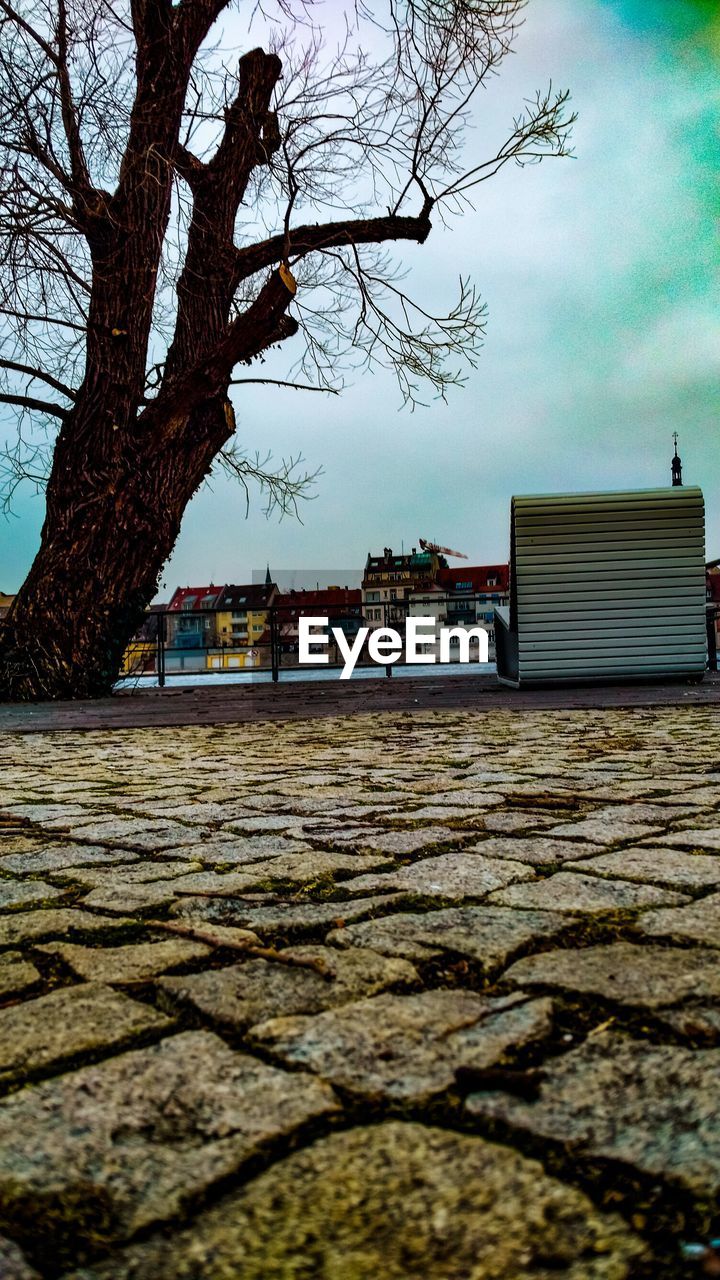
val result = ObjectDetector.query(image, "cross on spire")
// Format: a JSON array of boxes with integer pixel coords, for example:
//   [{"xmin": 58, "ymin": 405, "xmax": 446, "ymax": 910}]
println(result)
[{"xmin": 671, "ymin": 433, "xmax": 683, "ymax": 487}]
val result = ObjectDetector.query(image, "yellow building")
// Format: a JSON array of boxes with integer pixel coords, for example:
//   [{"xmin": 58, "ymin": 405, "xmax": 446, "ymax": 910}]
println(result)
[
  {"xmin": 119, "ymin": 605, "xmax": 166, "ymax": 675},
  {"xmin": 210, "ymin": 581, "xmax": 277, "ymax": 669}
]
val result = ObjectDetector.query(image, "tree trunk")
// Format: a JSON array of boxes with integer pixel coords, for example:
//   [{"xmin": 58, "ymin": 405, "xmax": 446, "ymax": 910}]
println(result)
[{"xmin": 0, "ymin": 397, "xmax": 234, "ymax": 700}]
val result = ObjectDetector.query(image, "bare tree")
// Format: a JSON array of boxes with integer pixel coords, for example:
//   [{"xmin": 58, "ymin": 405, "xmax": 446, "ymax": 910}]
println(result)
[{"xmin": 0, "ymin": 0, "xmax": 574, "ymax": 699}]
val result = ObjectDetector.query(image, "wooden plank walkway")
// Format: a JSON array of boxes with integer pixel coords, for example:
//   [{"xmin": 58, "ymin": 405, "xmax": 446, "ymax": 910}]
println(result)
[{"xmin": 1, "ymin": 670, "xmax": 719, "ymax": 734}]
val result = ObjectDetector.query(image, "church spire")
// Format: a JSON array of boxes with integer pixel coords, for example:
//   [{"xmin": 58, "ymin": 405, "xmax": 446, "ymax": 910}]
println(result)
[
  {"xmin": 265, "ymin": 564, "xmax": 272, "ymax": 586},
  {"xmin": 671, "ymin": 432, "xmax": 683, "ymax": 487}
]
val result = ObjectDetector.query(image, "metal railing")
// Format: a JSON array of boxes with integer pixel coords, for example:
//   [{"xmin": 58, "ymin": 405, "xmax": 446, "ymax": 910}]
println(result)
[
  {"xmin": 118, "ymin": 598, "xmax": 720, "ymax": 688},
  {"xmin": 119, "ymin": 594, "xmax": 503, "ymax": 687}
]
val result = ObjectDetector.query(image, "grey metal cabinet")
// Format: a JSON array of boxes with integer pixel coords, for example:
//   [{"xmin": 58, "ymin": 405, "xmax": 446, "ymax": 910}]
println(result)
[{"xmin": 495, "ymin": 487, "xmax": 706, "ymax": 687}]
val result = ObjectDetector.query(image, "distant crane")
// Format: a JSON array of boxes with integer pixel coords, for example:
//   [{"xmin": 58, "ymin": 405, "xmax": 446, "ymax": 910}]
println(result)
[{"xmin": 418, "ymin": 538, "xmax": 468, "ymax": 560}]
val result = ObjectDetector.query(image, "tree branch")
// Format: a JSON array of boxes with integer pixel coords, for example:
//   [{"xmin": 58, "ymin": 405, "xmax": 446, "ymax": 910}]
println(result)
[
  {"xmin": 229, "ymin": 378, "xmax": 339, "ymax": 394},
  {"xmin": 232, "ymin": 203, "xmax": 433, "ymax": 284},
  {"xmin": 0, "ymin": 359, "xmax": 76, "ymax": 399},
  {"xmin": 55, "ymin": 0, "xmax": 94, "ymax": 205},
  {"xmin": 164, "ymin": 46, "xmax": 284, "ymax": 381},
  {"xmin": 0, "ymin": 0, "xmax": 59, "ymax": 66},
  {"xmin": 221, "ymin": 268, "xmax": 299, "ymax": 370},
  {"xmin": 0, "ymin": 392, "xmax": 68, "ymax": 419},
  {"xmin": 174, "ymin": 142, "xmax": 206, "ymax": 190},
  {"xmin": 146, "ymin": 268, "xmax": 299, "ymax": 436},
  {"xmin": 0, "ymin": 308, "xmax": 86, "ymax": 332}
]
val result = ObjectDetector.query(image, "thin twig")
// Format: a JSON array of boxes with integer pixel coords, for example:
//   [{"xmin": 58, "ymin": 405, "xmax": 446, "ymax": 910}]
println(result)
[{"xmin": 146, "ymin": 917, "xmax": 336, "ymax": 979}]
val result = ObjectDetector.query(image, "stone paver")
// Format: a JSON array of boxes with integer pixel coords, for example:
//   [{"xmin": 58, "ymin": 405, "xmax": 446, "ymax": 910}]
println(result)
[
  {"xmin": 326, "ymin": 905, "xmax": 575, "ymax": 967},
  {"xmin": 0, "ymin": 1235, "xmax": 40, "ymax": 1280},
  {"xmin": 482, "ymin": 810, "xmax": 563, "ymax": 833},
  {"xmin": 0, "ymin": 879, "xmax": 68, "ymax": 911},
  {"xmin": 0, "ymin": 950, "xmax": 40, "ymax": 996},
  {"xmin": 80, "ymin": 883, "xmax": 179, "ymax": 914},
  {"xmin": 65, "ymin": 1122, "xmax": 645, "ymax": 1279},
  {"xmin": 53, "ymin": 818, "xmax": 215, "ymax": 850},
  {"xmin": 639, "ymin": 893, "xmax": 720, "ymax": 948},
  {"xmin": 170, "ymin": 893, "xmax": 405, "ymax": 937},
  {"xmin": 38, "ymin": 938, "xmax": 212, "ymax": 983},
  {"xmin": 468, "ymin": 836, "xmax": 606, "ymax": 865},
  {"xmin": 250, "ymin": 989, "xmax": 553, "ymax": 1103},
  {"xmin": 190, "ymin": 834, "xmax": 317, "ymax": 864},
  {"xmin": 0, "ymin": 835, "xmax": 46, "ymax": 856},
  {"xmin": 0, "ymin": 1031, "xmax": 337, "ymax": 1251},
  {"xmin": 487, "ymin": 870, "xmax": 688, "ymax": 913},
  {"xmin": 566, "ymin": 846, "xmax": 720, "ymax": 891},
  {"xmin": 0, "ymin": 845, "xmax": 138, "ymax": 874},
  {"xmin": 657, "ymin": 1006, "xmax": 720, "ymax": 1039},
  {"xmin": 547, "ymin": 816, "xmax": 664, "ymax": 844},
  {"xmin": 0, "ymin": 908, "xmax": 134, "ymax": 946},
  {"xmin": 1, "ymin": 702, "xmax": 719, "ymax": 1273},
  {"xmin": 343, "ymin": 852, "xmax": 535, "ymax": 899},
  {"xmin": 652, "ymin": 826, "xmax": 720, "ymax": 851},
  {"xmin": 0, "ymin": 983, "xmax": 172, "ymax": 1084},
  {"xmin": 323, "ymin": 825, "xmax": 466, "ymax": 854},
  {"xmin": 503, "ymin": 943, "xmax": 720, "ymax": 1008},
  {"xmin": 159, "ymin": 945, "xmax": 418, "ymax": 1029},
  {"xmin": 53, "ymin": 860, "xmax": 203, "ymax": 887},
  {"xmin": 467, "ymin": 1031, "xmax": 720, "ymax": 1199}
]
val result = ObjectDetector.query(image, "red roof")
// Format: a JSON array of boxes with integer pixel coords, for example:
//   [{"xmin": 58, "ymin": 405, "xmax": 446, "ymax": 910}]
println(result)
[
  {"xmin": 437, "ymin": 564, "xmax": 509, "ymax": 592},
  {"xmin": 167, "ymin": 586, "xmax": 222, "ymax": 611},
  {"xmin": 275, "ymin": 588, "xmax": 362, "ymax": 615}
]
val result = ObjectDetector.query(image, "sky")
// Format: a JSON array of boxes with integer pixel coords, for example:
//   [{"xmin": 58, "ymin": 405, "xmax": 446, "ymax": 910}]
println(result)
[{"xmin": 1, "ymin": 0, "xmax": 718, "ymax": 596}]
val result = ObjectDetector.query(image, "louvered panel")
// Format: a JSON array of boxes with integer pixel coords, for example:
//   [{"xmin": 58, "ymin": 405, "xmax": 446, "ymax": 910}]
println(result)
[
  {"xmin": 518, "ymin": 539, "xmax": 704, "ymax": 559},
  {"xmin": 497, "ymin": 486, "xmax": 706, "ymax": 687},
  {"xmin": 519, "ymin": 585, "xmax": 705, "ymax": 603}
]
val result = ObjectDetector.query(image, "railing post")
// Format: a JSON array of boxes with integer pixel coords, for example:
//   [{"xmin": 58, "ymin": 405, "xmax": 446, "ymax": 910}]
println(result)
[
  {"xmin": 157, "ymin": 613, "xmax": 166, "ymax": 688},
  {"xmin": 270, "ymin": 606, "xmax": 279, "ymax": 682},
  {"xmin": 707, "ymin": 606, "xmax": 718, "ymax": 672}
]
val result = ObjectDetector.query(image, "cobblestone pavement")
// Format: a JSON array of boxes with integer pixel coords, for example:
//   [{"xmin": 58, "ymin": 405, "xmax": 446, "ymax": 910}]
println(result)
[{"xmin": 0, "ymin": 706, "xmax": 718, "ymax": 1278}]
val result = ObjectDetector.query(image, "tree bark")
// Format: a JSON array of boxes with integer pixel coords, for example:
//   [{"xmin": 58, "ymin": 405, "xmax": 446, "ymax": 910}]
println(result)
[{"xmin": 0, "ymin": 397, "xmax": 235, "ymax": 699}]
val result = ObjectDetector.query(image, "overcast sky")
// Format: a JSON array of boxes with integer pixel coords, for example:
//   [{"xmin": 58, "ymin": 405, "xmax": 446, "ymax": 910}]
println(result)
[{"xmin": 1, "ymin": 0, "xmax": 717, "ymax": 595}]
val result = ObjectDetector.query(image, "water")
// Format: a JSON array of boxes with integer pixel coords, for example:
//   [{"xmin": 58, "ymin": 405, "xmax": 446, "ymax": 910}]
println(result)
[{"xmin": 115, "ymin": 662, "xmax": 497, "ymax": 691}]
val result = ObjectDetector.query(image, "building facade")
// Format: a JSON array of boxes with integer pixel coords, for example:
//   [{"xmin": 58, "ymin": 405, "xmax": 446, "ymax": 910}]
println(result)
[
  {"xmin": 165, "ymin": 586, "xmax": 224, "ymax": 671},
  {"xmin": 274, "ymin": 587, "xmax": 363, "ymax": 665},
  {"xmin": 362, "ymin": 547, "xmax": 441, "ymax": 630},
  {"xmin": 208, "ymin": 581, "xmax": 278, "ymax": 669},
  {"xmin": 408, "ymin": 564, "xmax": 510, "ymax": 661}
]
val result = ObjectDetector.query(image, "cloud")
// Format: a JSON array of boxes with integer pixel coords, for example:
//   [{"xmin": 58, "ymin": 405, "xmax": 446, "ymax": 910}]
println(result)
[{"xmin": 2, "ymin": 0, "xmax": 718, "ymax": 589}]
